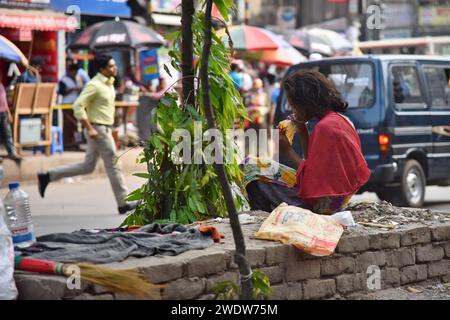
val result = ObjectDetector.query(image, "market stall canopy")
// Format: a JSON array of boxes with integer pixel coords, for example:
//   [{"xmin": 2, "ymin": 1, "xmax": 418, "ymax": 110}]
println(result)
[
  {"xmin": 0, "ymin": 34, "xmax": 28, "ymax": 66},
  {"xmin": 0, "ymin": 9, "xmax": 78, "ymax": 32},
  {"xmin": 68, "ymin": 19, "xmax": 165, "ymax": 50},
  {"xmin": 226, "ymin": 24, "xmax": 280, "ymax": 51}
]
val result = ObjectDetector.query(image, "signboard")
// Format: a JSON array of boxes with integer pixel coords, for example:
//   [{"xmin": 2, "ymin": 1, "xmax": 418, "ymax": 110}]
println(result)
[
  {"xmin": 50, "ymin": 0, "xmax": 131, "ymax": 18},
  {"xmin": 277, "ymin": 6, "xmax": 297, "ymax": 32},
  {"xmin": 0, "ymin": 0, "xmax": 49, "ymax": 9},
  {"xmin": 383, "ymin": 3, "xmax": 415, "ymax": 29},
  {"xmin": 152, "ymin": 0, "xmax": 181, "ymax": 13},
  {"xmin": 419, "ymin": 6, "xmax": 450, "ymax": 27},
  {"xmin": 140, "ymin": 49, "xmax": 159, "ymax": 84}
]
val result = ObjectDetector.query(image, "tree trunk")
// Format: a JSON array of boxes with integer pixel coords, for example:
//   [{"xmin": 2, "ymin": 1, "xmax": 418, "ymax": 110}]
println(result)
[
  {"xmin": 181, "ymin": 0, "xmax": 195, "ymax": 107},
  {"xmin": 200, "ymin": 0, "xmax": 253, "ymax": 300}
]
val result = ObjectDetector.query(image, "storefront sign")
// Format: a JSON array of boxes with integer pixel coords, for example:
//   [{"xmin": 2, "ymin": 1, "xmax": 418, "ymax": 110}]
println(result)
[
  {"xmin": 140, "ymin": 49, "xmax": 159, "ymax": 84},
  {"xmin": 0, "ymin": 0, "xmax": 49, "ymax": 9},
  {"xmin": 0, "ymin": 28, "xmax": 32, "ymax": 41},
  {"xmin": 419, "ymin": 6, "xmax": 450, "ymax": 27},
  {"xmin": 0, "ymin": 11, "xmax": 77, "ymax": 31},
  {"xmin": 32, "ymin": 31, "xmax": 58, "ymax": 82},
  {"xmin": 50, "ymin": 0, "xmax": 131, "ymax": 18},
  {"xmin": 383, "ymin": 3, "xmax": 415, "ymax": 29}
]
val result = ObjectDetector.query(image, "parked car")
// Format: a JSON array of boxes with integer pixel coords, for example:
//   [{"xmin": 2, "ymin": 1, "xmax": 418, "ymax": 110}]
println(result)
[{"xmin": 275, "ymin": 55, "xmax": 450, "ymax": 207}]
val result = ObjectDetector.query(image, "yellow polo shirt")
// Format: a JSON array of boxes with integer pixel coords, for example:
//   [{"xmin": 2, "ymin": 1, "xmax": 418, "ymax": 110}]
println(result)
[{"xmin": 73, "ymin": 73, "xmax": 116, "ymax": 126}]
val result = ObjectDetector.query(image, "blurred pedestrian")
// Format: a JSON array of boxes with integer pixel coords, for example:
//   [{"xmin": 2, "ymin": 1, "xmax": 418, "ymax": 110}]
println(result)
[
  {"xmin": 58, "ymin": 63, "xmax": 84, "ymax": 147},
  {"xmin": 66, "ymin": 58, "xmax": 90, "ymax": 86},
  {"xmin": 58, "ymin": 64, "xmax": 83, "ymax": 104},
  {"xmin": 17, "ymin": 57, "xmax": 42, "ymax": 83},
  {"xmin": 0, "ymin": 72, "xmax": 22, "ymax": 162},
  {"xmin": 37, "ymin": 55, "xmax": 137, "ymax": 215},
  {"xmin": 229, "ymin": 63, "xmax": 242, "ymax": 90},
  {"xmin": 122, "ymin": 65, "xmax": 148, "ymax": 93}
]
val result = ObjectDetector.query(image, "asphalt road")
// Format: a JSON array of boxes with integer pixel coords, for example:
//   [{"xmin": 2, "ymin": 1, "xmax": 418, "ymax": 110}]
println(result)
[{"xmin": 1, "ymin": 175, "xmax": 450, "ymax": 236}]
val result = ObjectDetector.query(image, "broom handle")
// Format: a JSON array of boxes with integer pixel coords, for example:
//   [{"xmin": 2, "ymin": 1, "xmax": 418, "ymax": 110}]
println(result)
[{"xmin": 15, "ymin": 256, "xmax": 65, "ymax": 275}]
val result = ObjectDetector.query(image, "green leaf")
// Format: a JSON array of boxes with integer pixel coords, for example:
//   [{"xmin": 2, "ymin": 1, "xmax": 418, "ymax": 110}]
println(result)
[
  {"xmin": 163, "ymin": 64, "xmax": 172, "ymax": 78},
  {"xmin": 164, "ymin": 31, "xmax": 180, "ymax": 41},
  {"xmin": 213, "ymin": 0, "xmax": 232, "ymax": 22},
  {"xmin": 133, "ymin": 173, "xmax": 150, "ymax": 179},
  {"xmin": 160, "ymin": 95, "xmax": 173, "ymax": 107},
  {"xmin": 188, "ymin": 197, "xmax": 197, "ymax": 212},
  {"xmin": 126, "ymin": 188, "xmax": 143, "ymax": 201}
]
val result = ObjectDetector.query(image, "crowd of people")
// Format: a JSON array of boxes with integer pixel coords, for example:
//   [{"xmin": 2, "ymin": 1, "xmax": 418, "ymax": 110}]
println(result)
[{"xmin": 230, "ymin": 60, "xmax": 286, "ymax": 132}]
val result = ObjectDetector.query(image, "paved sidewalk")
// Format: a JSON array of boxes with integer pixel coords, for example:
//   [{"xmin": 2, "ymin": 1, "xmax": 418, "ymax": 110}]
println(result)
[{"xmin": 1, "ymin": 147, "xmax": 145, "ymax": 187}]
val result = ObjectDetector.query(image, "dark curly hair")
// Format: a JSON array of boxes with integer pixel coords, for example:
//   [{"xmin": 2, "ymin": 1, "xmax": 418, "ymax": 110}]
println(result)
[{"xmin": 283, "ymin": 69, "xmax": 348, "ymax": 119}]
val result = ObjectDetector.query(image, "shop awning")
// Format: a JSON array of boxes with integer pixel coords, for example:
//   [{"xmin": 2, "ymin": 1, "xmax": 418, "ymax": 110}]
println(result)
[{"xmin": 0, "ymin": 9, "xmax": 78, "ymax": 32}]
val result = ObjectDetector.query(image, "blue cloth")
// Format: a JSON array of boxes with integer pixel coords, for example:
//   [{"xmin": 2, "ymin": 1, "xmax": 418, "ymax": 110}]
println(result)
[
  {"xmin": 229, "ymin": 71, "xmax": 242, "ymax": 90},
  {"xmin": 271, "ymin": 86, "xmax": 280, "ymax": 105},
  {"xmin": 17, "ymin": 70, "xmax": 40, "ymax": 83},
  {"xmin": 0, "ymin": 39, "xmax": 23, "ymax": 63}
]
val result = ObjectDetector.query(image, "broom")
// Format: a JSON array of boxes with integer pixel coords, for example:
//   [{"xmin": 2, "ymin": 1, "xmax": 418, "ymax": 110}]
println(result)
[{"xmin": 15, "ymin": 256, "xmax": 162, "ymax": 298}]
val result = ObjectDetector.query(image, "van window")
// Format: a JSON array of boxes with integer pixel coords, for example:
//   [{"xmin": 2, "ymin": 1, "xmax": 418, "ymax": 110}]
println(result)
[
  {"xmin": 422, "ymin": 65, "xmax": 450, "ymax": 108},
  {"xmin": 315, "ymin": 63, "xmax": 374, "ymax": 108},
  {"xmin": 391, "ymin": 66, "xmax": 425, "ymax": 106}
]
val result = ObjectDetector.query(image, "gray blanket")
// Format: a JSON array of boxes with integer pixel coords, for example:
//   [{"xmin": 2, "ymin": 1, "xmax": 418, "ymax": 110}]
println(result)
[{"xmin": 19, "ymin": 224, "xmax": 214, "ymax": 264}]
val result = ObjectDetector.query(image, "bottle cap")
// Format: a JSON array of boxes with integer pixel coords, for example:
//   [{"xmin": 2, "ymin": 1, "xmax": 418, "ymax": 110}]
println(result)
[{"xmin": 8, "ymin": 182, "xmax": 19, "ymax": 190}]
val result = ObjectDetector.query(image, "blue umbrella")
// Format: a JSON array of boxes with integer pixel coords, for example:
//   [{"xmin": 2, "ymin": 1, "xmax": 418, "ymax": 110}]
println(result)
[{"xmin": 0, "ymin": 35, "xmax": 29, "ymax": 65}]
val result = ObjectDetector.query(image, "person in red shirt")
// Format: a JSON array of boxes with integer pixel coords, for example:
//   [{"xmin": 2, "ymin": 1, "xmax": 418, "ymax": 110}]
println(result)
[{"xmin": 244, "ymin": 69, "xmax": 370, "ymax": 214}]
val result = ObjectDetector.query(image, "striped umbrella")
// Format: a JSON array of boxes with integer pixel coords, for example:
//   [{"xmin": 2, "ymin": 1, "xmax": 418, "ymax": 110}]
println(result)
[
  {"xmin": 236, "ymin": 30, "xmax": 307, "ymax": 66},
  {"xmin": 227, "ymin": 25, "xmax": 280, "ymax": 51},
  {"xmin": 0, "ymin": 35, "xmax": 28, "ymax": 66}
]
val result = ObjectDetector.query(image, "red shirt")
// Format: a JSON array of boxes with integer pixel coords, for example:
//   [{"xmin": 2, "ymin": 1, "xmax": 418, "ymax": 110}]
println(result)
[{"xmin": 296, "ymin": 111, "xmax": 370, "ymax": 199}]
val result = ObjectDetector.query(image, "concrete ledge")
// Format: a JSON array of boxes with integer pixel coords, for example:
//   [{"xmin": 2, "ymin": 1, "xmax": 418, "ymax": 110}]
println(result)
[
  {"xmin": 2, "ymin": 148, "xmax": 145, "ymax": 187},
  {"xmin": 13, "ymin": 212, "xmax": 450, "ymax": 300}
]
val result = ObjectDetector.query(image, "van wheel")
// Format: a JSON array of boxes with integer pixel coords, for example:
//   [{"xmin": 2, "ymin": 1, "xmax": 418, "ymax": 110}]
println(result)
[
  {"xmin": 376, "ymin": 160, "xmax": 426, "ymax": 208},
  {"xmin": 400, "ymin": 159, "xmax": 426, "ymax": 208}
]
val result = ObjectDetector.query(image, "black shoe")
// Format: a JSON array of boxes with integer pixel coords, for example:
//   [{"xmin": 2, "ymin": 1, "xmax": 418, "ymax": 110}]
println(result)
[
  {"xmin": 37, "ymin": 172, "xmax": 50, "ymax": 198},
  {"xmin": 118, "ymin": 201, "xmax": 138, "ymax": 215}
]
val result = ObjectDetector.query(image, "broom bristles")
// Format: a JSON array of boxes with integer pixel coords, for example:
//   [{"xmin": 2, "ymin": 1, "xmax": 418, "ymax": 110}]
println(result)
[{"xmin": 68, "ymin": 263, "xmax": 163, "ymax": 298}]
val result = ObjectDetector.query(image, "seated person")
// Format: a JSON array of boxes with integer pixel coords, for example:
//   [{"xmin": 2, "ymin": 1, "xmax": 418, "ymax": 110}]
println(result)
[{"xmin": 243, "ymin": 69, "xmax": 370, "ymax": 214}]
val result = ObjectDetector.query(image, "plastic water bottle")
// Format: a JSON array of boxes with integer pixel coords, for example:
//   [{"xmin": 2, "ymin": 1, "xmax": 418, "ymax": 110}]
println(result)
[{"xmin": 4, "ymin": 182, "xmax": 35, "ymax": 247}]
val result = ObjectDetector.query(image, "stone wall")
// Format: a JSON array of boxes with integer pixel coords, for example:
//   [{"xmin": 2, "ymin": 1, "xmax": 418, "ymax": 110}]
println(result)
[{"xmin": 14, "ymin": 220, "xmax": 450, "ymax": 300}]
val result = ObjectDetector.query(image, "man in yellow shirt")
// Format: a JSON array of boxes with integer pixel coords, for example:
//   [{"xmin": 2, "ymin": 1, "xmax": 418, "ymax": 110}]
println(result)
[{"xmin": 37, "ymin": 55, "xmax": 136, "ymax": 214}]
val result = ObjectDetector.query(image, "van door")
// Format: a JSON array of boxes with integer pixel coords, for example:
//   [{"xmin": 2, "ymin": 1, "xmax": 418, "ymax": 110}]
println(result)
[
  {"xmin": 389, "ymin": 63, "xmax": 432, "ymax": 168},
  {"xmin": 421, "ymin": 63, "xmax": 450, "ymax": 181}
]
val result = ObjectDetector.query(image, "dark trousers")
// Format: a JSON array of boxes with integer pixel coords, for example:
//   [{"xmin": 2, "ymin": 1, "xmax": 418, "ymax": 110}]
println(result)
[
  {"xmin": 246, "ymin": 181, "xmax": 309, "ymax": 212},
  {"xmin": 0, "ymin": 112, "xmax": 16, "ymax": 156}
]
